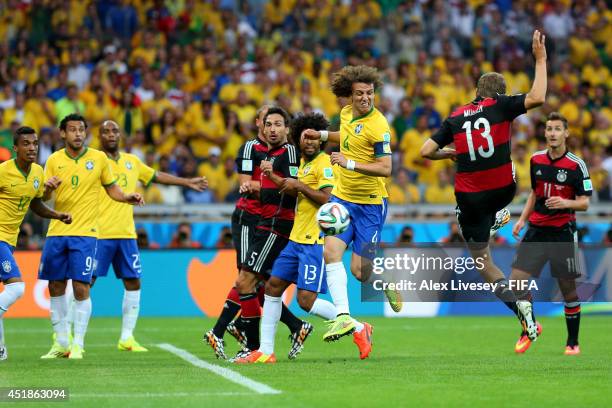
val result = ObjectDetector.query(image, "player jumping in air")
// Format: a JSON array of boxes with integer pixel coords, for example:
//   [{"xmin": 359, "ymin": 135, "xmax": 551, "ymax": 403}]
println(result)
[
  {"xmin": 235, "ymin": 113, "xmax": 372, "ymax": 363},
  {"xmin": 89, "ymin": 120, "xmax": 207, "ymax": 352},
  {"xmin": 39, "ymin": 114, "xmax": 143, "ymax": 359},
  {"xmin": 420, "ymin": 30, "xmax": 548, "ymax": 341},
  {"xmin": 304, "ymin": 65, "xmax": 400, "ymax": 342},
  {"xmin": 511, "ymin": 112, "xmax": 591, "ymax": 355},
  {"xmin": 0, "ymin": 127, "xmax": 72, "ymax": 361}
]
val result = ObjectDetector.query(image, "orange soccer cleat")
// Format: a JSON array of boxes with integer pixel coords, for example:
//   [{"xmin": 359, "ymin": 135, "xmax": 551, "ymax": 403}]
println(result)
[
  {"xmin": 515, "ymin": 321, "xmax": 542, "ymax": 354},
  {"xmin": 352, "ymin": 322, "xmax": 373, "ymax": 360},
  {"xmin": 233, "ymin": 350, "xmax": 276, "ymax": 364}
]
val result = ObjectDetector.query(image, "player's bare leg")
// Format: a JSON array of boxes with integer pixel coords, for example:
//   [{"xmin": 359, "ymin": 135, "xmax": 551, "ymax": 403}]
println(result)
[
  {"xmin": 117, "ymin": 278, "xmax": 147, "ymax": 352},
  {"xmin": 0, "ymin": 277, "xmax": 25, "ymax": 360}
]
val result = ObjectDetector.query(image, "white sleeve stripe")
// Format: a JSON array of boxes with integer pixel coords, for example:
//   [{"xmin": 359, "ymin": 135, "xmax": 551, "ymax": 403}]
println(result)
[
  {"xmin": 244, "ymin": 141, "xmax": 253, "ymax": 159},
  {"xmin": 567, "ymin": 153, "xmax": 589, "ymax": 178}
]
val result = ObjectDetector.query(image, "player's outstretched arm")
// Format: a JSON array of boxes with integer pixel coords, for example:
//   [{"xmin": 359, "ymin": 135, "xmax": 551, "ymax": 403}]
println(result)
[
  {"xmin": 303, "ymin": 129, "xmax": 340, "ymax": 144},
  {"xmin": 104, "ymin": 183, "xmax": 145, "ymax": 206},
  {"xmin": 154, "ymin": 171, "xmax": 208, "ymax": 191},
  {"xmin": 513, "ymin": 190, "xmax": 536, "ymax": 239},
  {"xmin": 420, "ymin": 139, "xmax": 456, "ymax": 161},
  {"xmin": 524, "ymin": 30, "xmax": 547, "ymax": 110},
  {"xmin": 331, "ymin": 152, "xmax": 392, "ymax": 177},
  {"xmin": 29, "ymin": 198, "xmax": 72, "ymax": 224}
]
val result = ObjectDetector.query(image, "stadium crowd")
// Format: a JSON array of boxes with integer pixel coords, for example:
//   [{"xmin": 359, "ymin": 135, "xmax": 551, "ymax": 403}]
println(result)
[{"xmin": 0, "ymin": 0, "xmax": 610, "ymax": 209}]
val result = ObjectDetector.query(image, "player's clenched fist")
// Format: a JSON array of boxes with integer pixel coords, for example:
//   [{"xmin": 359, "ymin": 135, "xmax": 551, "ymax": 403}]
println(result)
[
  {"xmin": 57, "ymin": 212, "xmax": 72, "ymax": 224},
  {"xmin": 44, "ymin": 176, "xmax": 62, "ymax": 193},
  {"xmin": 260, "ymin": 160, "xmax": 273, "ymax": 176},
  {"xmin": 126, "ymin": 193, "xmax": 145, "ymax": 206}
]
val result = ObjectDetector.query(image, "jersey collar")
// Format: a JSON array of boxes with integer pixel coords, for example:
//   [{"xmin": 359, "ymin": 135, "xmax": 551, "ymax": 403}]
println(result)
[
  {"xmin": 547, "ymin": 148, "xmax": 568, "ymax": 162},
  {"xmin": 13, "ymin": 158, "xmax": 32, "ymax": 180},
  {"xmin": 107, "ymin": 152, "xmax": 122, "ymax": 163},
  {"xmin": 64, "ymin": 147, "xmax": 88, "ymax": 163},
  {"xmin": 303, "ymin": 150, "xmax": 324, "ymax": 164},
  {"xmin": 350, "ymin": 106, "xmax": 375, "ymax": 123}
]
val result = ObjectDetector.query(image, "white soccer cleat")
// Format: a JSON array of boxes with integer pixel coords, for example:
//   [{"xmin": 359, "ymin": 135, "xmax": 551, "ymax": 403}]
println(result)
[{"xmin": 490, "ymin": 208, "xmax": 511, "ymax": 236}]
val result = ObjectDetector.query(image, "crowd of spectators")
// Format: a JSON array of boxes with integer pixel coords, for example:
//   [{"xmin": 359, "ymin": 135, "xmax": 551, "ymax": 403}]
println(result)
[{"xmin": 0, "ymin": 0, "xmax": 610, "ymax": 208}]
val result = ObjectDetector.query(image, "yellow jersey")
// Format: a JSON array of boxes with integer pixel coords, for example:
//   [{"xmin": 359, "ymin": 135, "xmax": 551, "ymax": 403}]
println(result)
[
  {"xmin": 45, "ymin": 148, "xmax": 116, "ymax": 237},
  {"xmin": 290, "ymin": 152, "xmax": 335, "ymax": 245},
  {"xmin": 333, "ymin": 105, "xmax": 391, "ymax": 204},
  {"xmin": 99, "ymin": 153, "xmax": 156, "ymax": 239},
  {"xmin": 0, "ymin": 160, "xmax": 44, "ymax": 246}
]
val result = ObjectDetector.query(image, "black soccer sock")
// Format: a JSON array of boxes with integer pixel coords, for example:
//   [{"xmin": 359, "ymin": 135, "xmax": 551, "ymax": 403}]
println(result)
[
  {"xmin": 564, "ymin": 302, "xmax": 581, "ymax": 347},
  {"xmin": 212, "ymin": 288, "xmax": 241, "ymax": 338},
  {"xmin": 280, "ymin": 303, "xmax": 303, "ymax": 333},
  {"xmin": 239, "ymin": 293, "xmax": 261, "ymax": 350},
  {"xmin": 493, "ymin": 278, "xmax": 518, "ymax": 315}
]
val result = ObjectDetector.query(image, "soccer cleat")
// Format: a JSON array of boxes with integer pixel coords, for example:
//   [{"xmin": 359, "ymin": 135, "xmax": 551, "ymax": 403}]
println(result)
[
  {"xmin": 352, "ymin": 322, "xmax": 373, "ymax": 360},
  {"xmin": 564, "ymin": 345, "xmax": 581, "ymax": 355},
  {"xmin": 41, "ymin": 342, "xmax": 70, "ymax": 359},
  {"xmin": 0, "ymin": 347, "xmax": 6, "ymax": 361},
  {"xmin": 68, "ymin": 344, "xmax": 84, "ymax": 359},
  {"xmin": 323, "ymin": 315, "xmax": 356, "ymax": 342},
  {"xmin": 384, "ymin": 288, "xmax": 403, "ymax": 312},
  {"xmin": 228, "ymin": 347, "xmax": 254, "ymax": 363},
  {"xmin": 516, "ymin": 300, "xmax": 538, "ymax": 341},
  {"xmin": 204, "ymin": 330, "xmax": 227, "ymax": 360},
  {"xmin": 233, "ymin": 350, "xmax": 276, "ymax": 364},
  {"xmin": 490, "ymin": 208, "xmax": 511, "ymax": 236},
  {"xmin": 514, "ymin": 322, "xmax": 542, "ymax": 354},
  {"xmin": 118, "ymin": 336, "xmax": 148, "ymax": 352},
  {"xmin": 288, "ymin": 321, "xmax": 313, "ymax": 360},
  {"xmin": 226, "ymin": 321, "xmax": 248, "ymax": 348}
]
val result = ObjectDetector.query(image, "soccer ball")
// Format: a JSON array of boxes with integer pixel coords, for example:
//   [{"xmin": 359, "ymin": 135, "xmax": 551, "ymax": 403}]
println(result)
[{"xmin": 316, "ymin": 202, "xmax": 350, "ymax": 236}]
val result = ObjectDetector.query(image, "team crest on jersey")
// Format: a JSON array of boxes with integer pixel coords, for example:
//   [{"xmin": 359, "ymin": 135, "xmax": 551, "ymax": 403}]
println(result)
[
  {"xmin": 125, "ymin": 161, "xmax": 133, "ymax": 170},
  {"xmin": 323, "ymin": 167, "xmax": 333, "ymax": 179},
  {"xmin": 85, "ymin": 160, "xmax": 94, "ymax": 170},
  {"xmin": 2, "ymin": 260, "xmax": 11, "ymax": 273},
  {"xmin": 33, "ymin": 177, "xmax": 40, "ymax": 190},
  {"xmin": 303, "ymin": 166, "xmax": 311, "ymax": 175},
  {"xmin": 289, "ymin": 166, "xmax": 299, "ymax": 177},
  {"xmin": 556, "ymin": 169, "xmax": 567, "ymax": 182},
  {"xmin": 355, "ymin": 124, "xmax": 363, "ymax": 134}
]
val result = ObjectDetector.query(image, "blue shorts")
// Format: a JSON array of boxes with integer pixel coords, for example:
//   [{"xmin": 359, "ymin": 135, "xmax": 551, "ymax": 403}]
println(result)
[
  {"xmin": 39, "ymin": 236, "xmax": 97, "ymax": 283},
  {"xmin": 94, "ymin": 239, "xmax": 142, "ymax": 279},
  {"xmin": 271, "ymin": 241, "xmax": 328, "ymax": 294},
  {"xmin": 0, "ymin": 241, "xmax": 20, "ymax": 281},
  {"xmin": 330, "ymin": 195, "xmax": 388, "ymax": 259}
]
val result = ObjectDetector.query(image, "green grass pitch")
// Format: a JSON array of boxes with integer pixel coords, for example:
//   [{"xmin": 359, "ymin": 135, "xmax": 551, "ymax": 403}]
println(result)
[{"xmin": 1, "ymin": 316, "xmax": 610, "ymax": 407}]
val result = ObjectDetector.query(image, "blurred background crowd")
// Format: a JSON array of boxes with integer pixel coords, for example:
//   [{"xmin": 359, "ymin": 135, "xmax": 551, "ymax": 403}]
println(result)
[{"xmin": 0, "ymin": 0, "xmax": 610, "ymax": 211}]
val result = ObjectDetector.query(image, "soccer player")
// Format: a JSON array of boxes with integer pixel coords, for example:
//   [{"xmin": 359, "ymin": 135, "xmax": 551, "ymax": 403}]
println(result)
[
  {"xmin": 39, "ymin": 113, "xmax": 143, "ymax": 360},
  {"xmin": 511, "ymin": 112, "xmax": 591, "ymax": 355},
  {"xmin": 420, "ymin": 30, "xmax": 548, "ymax": 340},
  {"xmin": 303, "ymin": 65, "xmax": 399, "ymax": 342},
  {"xmin": 91, "ymin": 120, "xmax": 207, "ymax": 352},
  {"xmin": 236, "ymin": 113, "xmax": 373, "ymax": 364},
  {"xmin": 204, "ymin": 106, "xmax": 307, "ymax": 359},
  {"xmin": 231, "ymin": 106, "xmax": 308, "ymax": 361},
  {"xmin": 0, "ymin": 127, "xmax": 72, "ymax": 361}
]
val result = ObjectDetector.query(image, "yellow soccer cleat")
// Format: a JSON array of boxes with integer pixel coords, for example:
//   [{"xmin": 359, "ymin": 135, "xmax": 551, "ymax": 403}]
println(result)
[
  {"xmin": 41, "ymin": 342, "xmax": 70, "ymax": 359},
  {"xmin": 68, "ymin": 344, "xmax": 84, "ymax": 359},
  {"xmin": 323, "ymin": 315, "xmax": 356, "ymax": 342},
  {"xmin": 384, "ymin": 288, "xmax": 403, "ymax": 313},
  {"xmin": 118, "ymin": 336, "xmax": 148, "ymax": 352}
]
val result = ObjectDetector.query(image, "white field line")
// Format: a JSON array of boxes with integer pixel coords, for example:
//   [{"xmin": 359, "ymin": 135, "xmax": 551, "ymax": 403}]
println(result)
[
  {"xmin": 156, "ymin": 343, "xmax": 281, "ymax": 395},
  {"xmin": 71, "ymin": 391, "xmax": 251, "ymax": 398}
]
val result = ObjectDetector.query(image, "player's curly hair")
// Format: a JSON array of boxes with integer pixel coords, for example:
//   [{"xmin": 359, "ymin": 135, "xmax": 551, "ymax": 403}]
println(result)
[
  {"xmin": 476, "ymin": 72, "xmax": 506, "ymax": 98},
  {"xmin": 290, "ymin": 113, "xmax": 330, "ymax": 150},
  {"xmin": 331, "ymin": 65, "xmax": 383, "ymax": 98},
  {"xmin": 59, "ymin": 113, "xmax": 88, "ymax": 131}
]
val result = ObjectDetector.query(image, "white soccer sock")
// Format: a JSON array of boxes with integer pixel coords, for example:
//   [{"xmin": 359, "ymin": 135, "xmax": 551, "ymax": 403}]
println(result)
[
  {"xmin": 0, "ymin": 282, "xmax": 25, "ymax": 348},
  {"xmin": 121, "ymin": 290, "xmax": 141, "ymax": 341},
  {"xmin": 352, "ymin": 319, "xmax": 364, "ymax": 333},
  {"xmin": 325, "ymin": 262, "xmax": 350, "ymax": 315},
  {"xmin": 259, "ymin": 294, "xmax": 282, "ymax": 355},
  {"xmin": 50, "ymin": 295, "xmax": 69, "ymax": 348},
  {"xmin": 73, "ymin": 298, "xmax": 92, "ymax": 348},
  {"xmin": 66, "ymin": 290, "xmax": 76, "ymax": 328},
  {"xmin": 309, "ymin": 298, "xmax": 337, "ymax": 320}
]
